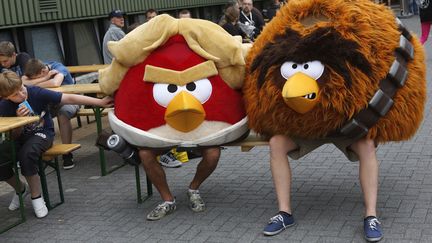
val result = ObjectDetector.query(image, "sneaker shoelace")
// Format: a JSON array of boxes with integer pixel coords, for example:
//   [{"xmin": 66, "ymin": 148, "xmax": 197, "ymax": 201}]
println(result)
[
  {"xmin": 160, "ymin": 154, "xmax": 173, "ymax": 163},
  {"xmin": 167, "ymin": 152, "xmax": 177, "ymax": 161},
  {"xmin": 367, "ymin": 218, "xmax": 380, "ymax": 231},
  {"xmin": 269, "ymin": 214, "xmax": 286, "ymax": 227},
  {"xmin": 153, "ymin": 202, "xmax": 170, "ymax": 213},
  {"xmin": 189, "ymin": 191, "xmax": 203, "ymax": 202}
]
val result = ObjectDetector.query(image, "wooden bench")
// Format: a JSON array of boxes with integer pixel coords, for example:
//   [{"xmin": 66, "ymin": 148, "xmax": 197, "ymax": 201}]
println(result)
[
  {"xmin": 134, "ymin": 133, "xmax": 269, "ymax": 203},
  {"xmin": 76, "ymin": 108, "xmax": 112, "ymax": 127},
  {"xmin": 77, "ymin": 108, "xmax": 111, "ymax": 117},
  {"xmin": 39, "ymin": 144, "xmax": 81, "ymax": 210},
  {"xmin": 225, "ymin": 133, "xmax": 269, "ymax": 151}
]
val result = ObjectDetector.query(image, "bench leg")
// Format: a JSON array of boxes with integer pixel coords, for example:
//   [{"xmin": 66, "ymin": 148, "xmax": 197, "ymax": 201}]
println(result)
[
  {"xmin": 54, "ymin": 157, "xmax": 65, "ymax": 205},
  {"xmin": 135, "ymin": 165, "xmax": 153, "ymax": 204},
  {"xmin": 0, "ymin": 140, "xmax": 26, "ymax": 234},
  {"xmin": 38, "ymin": 157, "xmax": 64, "ymax": 210},
  {"xmin": 94, "ymin": 107, "xmax": 108, "ymax": 176},
  {"xmin": 76, "ymin": 116, "xmax": 82, "ymax": 128},
  {"xmin": 93, "ymin": 107, "xmax": 126, "ymax": 176},
  {"xmin": 0, "ymin": 164, "xmax": 26, "ymax": 234},
  {"xmin": 12, "ymin": 140, "xmax": 26, "ymax": 223},
  {"xmin": 38, "ymin": 160, "xmax": 51, "ymax": 209}
]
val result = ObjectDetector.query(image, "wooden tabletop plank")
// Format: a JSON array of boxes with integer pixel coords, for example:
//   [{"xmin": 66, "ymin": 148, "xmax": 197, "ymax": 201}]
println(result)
[
  {"xmin": 67, "ymin": 64, "xmax": 108, "ymax": 74},
  {"xmin": 48, "ymin": 83, "xmax": 102, "ymax": 94},
  {"xmin": 0, "ymin": 116, "xmax": 40, "ymax": 133}
]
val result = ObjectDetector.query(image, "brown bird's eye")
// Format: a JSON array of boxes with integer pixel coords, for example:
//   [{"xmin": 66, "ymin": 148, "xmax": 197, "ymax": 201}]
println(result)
[
  {"xmin": 301, "ymin": 61, "xmax": 325, "ymax": 80},
  {"xmin": 167, "ymin": 84, "xmax": 177, "ymax": 93},
  {"xmin": 280, "ymin": 61, "xmax": 300, "ymax": 79}
]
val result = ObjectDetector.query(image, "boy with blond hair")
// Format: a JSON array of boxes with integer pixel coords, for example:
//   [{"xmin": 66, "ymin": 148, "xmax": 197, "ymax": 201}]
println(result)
[{"xmin": 0, "ymin": 71, "xmax": 113, "ymax": 218}]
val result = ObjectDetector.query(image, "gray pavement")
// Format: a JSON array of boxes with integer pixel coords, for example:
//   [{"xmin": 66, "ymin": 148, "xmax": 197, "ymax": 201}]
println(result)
[{"xmin": 1, "ymin": 16, "xmax": 432, "ymax": 243}]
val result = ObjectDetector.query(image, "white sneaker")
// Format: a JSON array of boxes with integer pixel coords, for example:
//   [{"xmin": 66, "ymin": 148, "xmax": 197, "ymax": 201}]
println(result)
[
  {"xmin": 8, "ymin": 183, "xmax": 30, "ymax": 211},
  {"xmin": 159, "ymin": 152, "xmax": 182, "ymax": 168},
  {"xmin": 146, "ymin": 200, "xmax": 177, "ymax": 221},
  {"xmin": 187, "ymin": 190, "xmax": 206, "ymax": 212},
  {"xmin": 31, "ymin": 197, "xmax": 48, "ymax": 218}
]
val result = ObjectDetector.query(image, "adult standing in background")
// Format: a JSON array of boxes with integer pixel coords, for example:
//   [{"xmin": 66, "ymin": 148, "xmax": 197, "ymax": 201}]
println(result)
[
  {"xmin": 239, "ymin": 0, "xmax": 265, "ymax": 40},
  {"xmin": 218, "ymin": 1, "xmax": 240, "ymax": 26},
  {"xmin": 145, "ymin": 9, "xmax": 158, "ymax": 22},
  {"xmin": 178, "ymin": 9, "xmax": 192, "ymax": 18},
  {"xmin": 221, "ymin": 4, "xmax": 247, "ymax": 40},
  {"xmin": 265, "ymin": 0, "xmax": 284, "ymax": 20},
  {"xmin": 102, "ymin": 9, "xmax": 126, "ymax": 64},
  {"xmin": 410, "ymin": 0, "xmax": 419, "ymax": 15},
  {"xmin": 419, "ymin": 0, "xmax": 432, "ymax": 44}
]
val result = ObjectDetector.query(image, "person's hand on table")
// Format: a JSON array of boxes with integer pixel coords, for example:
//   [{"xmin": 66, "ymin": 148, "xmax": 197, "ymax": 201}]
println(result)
[
  {"xmin": 48, "ymin": 69, "xmax": 59, "ymax": 78},
  {"xmin": 99, "ymin": 96, "xmax": 114, "ymax": 108}
]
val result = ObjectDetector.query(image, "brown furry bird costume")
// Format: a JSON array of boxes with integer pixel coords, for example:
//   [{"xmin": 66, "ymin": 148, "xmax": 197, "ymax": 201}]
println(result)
[{"xmin": 243, "ymin": 0, "xmax": 426, "ymax": 159}]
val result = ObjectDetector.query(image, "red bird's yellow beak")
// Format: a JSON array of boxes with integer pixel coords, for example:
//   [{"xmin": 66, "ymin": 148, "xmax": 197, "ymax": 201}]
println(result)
[
  {"xmin": 282, "ymin": 72, "xmax": 320, "ymax": 114},
  {"xmin": 164, "ymin": 91, "xmax": 206, "ymax": 132}
]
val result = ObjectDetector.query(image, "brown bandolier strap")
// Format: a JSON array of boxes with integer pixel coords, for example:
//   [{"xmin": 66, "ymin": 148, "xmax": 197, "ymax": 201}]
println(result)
[{"xmin": 337, "ymin": 20, "xmax": 414, "ymax": 140}]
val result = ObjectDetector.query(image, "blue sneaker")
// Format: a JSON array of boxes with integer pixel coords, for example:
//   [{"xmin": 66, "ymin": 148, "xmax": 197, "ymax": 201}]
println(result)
[
  {"xmin": 364, "ymin": 216, "xmax": 383, "ymax": 242},
  {"xmin": 263, "ymin": 212, "xmax": 295, "ymax": 236}
]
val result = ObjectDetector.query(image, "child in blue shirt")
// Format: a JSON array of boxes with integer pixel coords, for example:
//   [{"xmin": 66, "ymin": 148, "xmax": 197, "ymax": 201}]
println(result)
[{"xmin": 22, "ymin": 58, "xmax": 79, "ymax": 169}]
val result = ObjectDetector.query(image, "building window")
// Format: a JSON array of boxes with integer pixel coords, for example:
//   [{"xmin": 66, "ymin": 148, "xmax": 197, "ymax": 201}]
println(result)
[
  {"xmin": 24, "ymin": 25, "xmax": 63, "ymax": 62},
  {"xmin": 71, "ymin": 21, "xmax": 102, "ymax": 65},
  {"xmin": 0, "ymin": 30, "xmax": 13, "ymax": 43}
]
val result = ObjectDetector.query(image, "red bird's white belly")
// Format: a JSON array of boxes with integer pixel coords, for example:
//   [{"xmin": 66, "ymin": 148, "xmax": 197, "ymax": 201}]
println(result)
[{"xmin": 108, "ymin": 111, "xmax": 248, "ymax": 148}]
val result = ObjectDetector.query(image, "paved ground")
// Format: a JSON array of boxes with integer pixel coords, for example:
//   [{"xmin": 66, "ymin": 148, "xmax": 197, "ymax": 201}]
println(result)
[{"xmin": 1, "ymin": 16, "xmax": 432, "ymax": 243}]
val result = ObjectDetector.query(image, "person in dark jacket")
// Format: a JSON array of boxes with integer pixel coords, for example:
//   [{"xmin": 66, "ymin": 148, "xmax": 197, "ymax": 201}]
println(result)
[
  {"xmin": 0, "ymin": 41, "xmax": 30, "ymax": 77},
  {"xmin": 222, "ymin": 4, "xmax": 247, "ymax": 39},
  {"xmin": 264, "ymin": 0, "xmax": 284, "ymax": 20}
]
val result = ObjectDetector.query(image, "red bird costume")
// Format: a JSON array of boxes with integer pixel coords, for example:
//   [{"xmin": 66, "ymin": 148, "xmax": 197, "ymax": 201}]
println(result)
[{"xmin": 99, "ymin": 15, "xmax": 250, "ymax": 148}]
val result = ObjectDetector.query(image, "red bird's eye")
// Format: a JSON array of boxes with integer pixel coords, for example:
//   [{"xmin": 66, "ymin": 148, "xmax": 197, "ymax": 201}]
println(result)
[
  {"xmin": 153, "ymin": 78, "xmax": 213, "ymax": 108},
  {"xmin": 186, "ymin": 82, "xmax": 196, "ymax": 91},
  {"xmin": 167, "ymin": 84, "xmax": 178, "ymax": 93}
]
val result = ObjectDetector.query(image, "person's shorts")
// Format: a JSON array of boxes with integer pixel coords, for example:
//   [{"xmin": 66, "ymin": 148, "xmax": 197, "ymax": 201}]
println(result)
[
  {"xmin": 288, "ymin": 137, "xmax": 360, "ymax": 162},
  {"xmin": 50, "ymin": 104, "xmax": 79, "ymax": 119}
]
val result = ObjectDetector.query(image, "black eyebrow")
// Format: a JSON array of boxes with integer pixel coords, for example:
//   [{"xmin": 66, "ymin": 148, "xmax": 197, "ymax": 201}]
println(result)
[{"xmin": 250, "ymin": 27, "xmax": 372, "ymax": 89}]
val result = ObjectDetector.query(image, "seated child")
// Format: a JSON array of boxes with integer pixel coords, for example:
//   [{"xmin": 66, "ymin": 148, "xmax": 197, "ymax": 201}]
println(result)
[
  {"xmin": 0, "ymin": 71, "xmax": 113, "ymax": 218},
  {"xmin": 22, "ymin": 58, "xmax": 79, "ymax": 169}
]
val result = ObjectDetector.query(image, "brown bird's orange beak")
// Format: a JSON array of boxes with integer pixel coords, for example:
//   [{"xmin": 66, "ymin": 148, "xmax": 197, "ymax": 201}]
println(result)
[
  {"xmin": 282, "ymin": 72, "xmax": 320, "ymax": 114},
  {"xmin": 164, "ymin": 91, "xmax": 206, "ymax": 132}
]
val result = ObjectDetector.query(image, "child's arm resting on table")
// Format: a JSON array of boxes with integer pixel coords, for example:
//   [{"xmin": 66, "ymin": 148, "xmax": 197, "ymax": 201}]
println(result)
[{"xmin": 60, "ymin": 94, "xmax": 114, "ymax": 108}]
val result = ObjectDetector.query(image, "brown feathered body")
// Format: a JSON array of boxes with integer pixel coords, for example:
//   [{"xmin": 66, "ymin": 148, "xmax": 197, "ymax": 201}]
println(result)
[{"xmin": 243, "ymin": 0, "xmax": 426, "ymax": 143}]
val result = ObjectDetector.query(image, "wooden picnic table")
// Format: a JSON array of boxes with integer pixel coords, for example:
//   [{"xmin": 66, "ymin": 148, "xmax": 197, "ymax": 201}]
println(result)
[
  {"xmin": 0, "ymin": 116, "xmax": 41, "ymax": 233},
  {"xmin": 47, "ymin": 83, "xmax": 103, "ymax": 95},
  {"xmin": 0, "ymin": 116, "xmax": 40, "ymax": 133},
  {"xmin": 48, "ymin": 83, "xmax": 118, "ymax": 176},
  {"xmin": 66, "ymin": 64, "xmax": 108, "ymax": 74}
]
